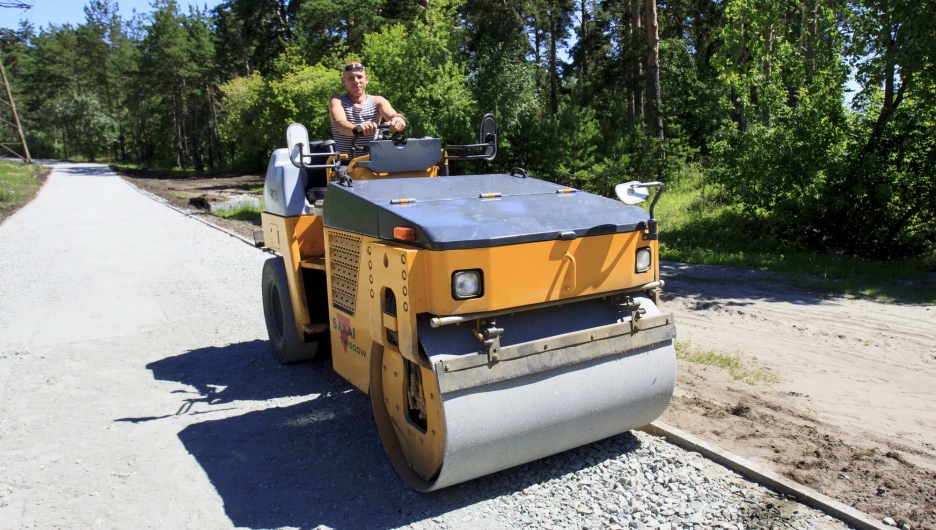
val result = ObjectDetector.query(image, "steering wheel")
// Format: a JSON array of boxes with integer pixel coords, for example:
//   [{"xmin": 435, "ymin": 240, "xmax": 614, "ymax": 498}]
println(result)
[{"xmin": 351, "ymin": 122, "xmax": 407, "ymax": 152}]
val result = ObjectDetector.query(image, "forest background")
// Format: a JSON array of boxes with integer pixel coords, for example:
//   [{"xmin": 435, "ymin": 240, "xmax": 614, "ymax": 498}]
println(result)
[{"xmin": 1, "ymin": 0, "xmax": 934, "ymax": 272}]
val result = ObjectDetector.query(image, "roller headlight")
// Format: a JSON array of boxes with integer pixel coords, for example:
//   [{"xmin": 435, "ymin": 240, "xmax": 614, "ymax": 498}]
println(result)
[
  {"xmin": 452, "ymin": 270, "xmax": 483, "ymax": 299},
  {"xmin": 635, "ymin": 247, "xmax": 652, "ymax": 273}
]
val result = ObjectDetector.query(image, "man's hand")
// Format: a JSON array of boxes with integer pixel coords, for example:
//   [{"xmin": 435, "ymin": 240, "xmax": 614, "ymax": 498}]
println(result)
[
  {"xmin": 389, "ymin": 116, "xmax": 406, "ymax": 132},
  {"xmin": 352, "ymin": 121, "xmax": 378, "ymax": 136}
]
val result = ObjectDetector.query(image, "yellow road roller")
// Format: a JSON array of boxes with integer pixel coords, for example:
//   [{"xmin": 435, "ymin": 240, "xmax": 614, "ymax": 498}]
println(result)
[{"xmin": 257, "ymin": 116, "xmax": 676, "ymax": 491}]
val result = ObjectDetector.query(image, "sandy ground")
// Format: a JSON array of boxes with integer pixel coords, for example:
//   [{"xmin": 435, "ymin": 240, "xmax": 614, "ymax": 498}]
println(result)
[
  {"xmin": 660, "ymin": 263, "xmax": 936, "ymax": 527},
  {"xmin": 113, "ymin": 167, "xmax": 936, "ymax": 527}
]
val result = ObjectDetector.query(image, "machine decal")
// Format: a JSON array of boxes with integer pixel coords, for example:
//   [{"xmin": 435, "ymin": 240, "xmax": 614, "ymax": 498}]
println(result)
[{"xmin": 333, "ymin": 314, "xmax": 367, "ymax": 357}]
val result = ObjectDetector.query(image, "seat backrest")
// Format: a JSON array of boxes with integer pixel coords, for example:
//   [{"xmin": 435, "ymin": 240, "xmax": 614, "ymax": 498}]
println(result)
[
  {"xmin": 362, "ymin": 138, "xmax": 443, "ymax": 174},
  {"xmin": 304, "ymin": 140, "xmax": 336, "ymax": 188}
]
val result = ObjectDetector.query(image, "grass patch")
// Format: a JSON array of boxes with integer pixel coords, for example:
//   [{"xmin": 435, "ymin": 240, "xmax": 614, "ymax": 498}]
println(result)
[
  {"xmin": 0, "ymin": 161, "xmax": 43, "ymax": 221},
  {"xmin": 213, "ymin": 202, "xmax": 262, "ymax": 221},
  {"xmin": 169, "ymin": 191, "xmax": 192, "ymax": 199},
  {"xmin": 675, "ymin": 339, "xmax": 780, "ymax": 386},
  {"xmin": 652, "ymin": 170, "xmax": 936, "ymax": 303}
]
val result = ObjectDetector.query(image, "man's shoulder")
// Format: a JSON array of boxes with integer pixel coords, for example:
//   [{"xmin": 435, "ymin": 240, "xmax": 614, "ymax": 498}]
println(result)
[
  {"xmin": 330, "ymin": 94, "xmax": 347, "ymax": 102},
  {"xmin": 371, "ymin": 94, "xmax": 388, "ymax": 104}
]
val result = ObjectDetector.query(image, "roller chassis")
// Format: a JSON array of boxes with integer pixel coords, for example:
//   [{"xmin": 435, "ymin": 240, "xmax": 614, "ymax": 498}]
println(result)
[{"xmin": 258, "ymin": 117, "xmax": 677, "ymax": 490}]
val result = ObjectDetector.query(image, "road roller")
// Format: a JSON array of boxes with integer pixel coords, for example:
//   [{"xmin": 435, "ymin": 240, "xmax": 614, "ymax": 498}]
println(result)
[{"xmin": 257, "ymin": 115, "xmax": 677, "ymax": 490}]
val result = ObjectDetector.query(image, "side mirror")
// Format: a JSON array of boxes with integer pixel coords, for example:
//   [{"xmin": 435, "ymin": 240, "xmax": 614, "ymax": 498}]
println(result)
[
  {"xmin": 479, "ymin": 113, "xmax": 497, "ymax": 161},
  {"xmin": 286, "ymin": 123, "xmax": 310, "ymax": 169},
  {"xmin": 615, "ymin": 181, "xmax": 649, "ymax": 205}
]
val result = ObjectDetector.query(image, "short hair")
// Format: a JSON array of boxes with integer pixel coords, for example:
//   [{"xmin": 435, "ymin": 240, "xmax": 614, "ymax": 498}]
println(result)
[{"xmin": 343, "ymin": 62, "xmax": 365, "ymax": 73}]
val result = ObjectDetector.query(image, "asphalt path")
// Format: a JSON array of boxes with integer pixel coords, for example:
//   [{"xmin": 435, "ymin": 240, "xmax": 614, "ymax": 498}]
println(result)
[{"xmin": 0, "ymin": 163, "xmax": 464, "ymax": 529}]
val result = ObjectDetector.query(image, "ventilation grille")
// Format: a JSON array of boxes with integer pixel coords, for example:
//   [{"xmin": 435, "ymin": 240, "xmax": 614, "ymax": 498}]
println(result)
[{"xmin": 329, "ymin": 232, "xmax": 362, "ymax": 315}]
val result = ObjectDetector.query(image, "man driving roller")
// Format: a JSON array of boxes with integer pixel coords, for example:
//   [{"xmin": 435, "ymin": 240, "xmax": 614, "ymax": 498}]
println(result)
[{"xmin": 329, "ymin": 62, "xmax": 406, "ymax": 157}]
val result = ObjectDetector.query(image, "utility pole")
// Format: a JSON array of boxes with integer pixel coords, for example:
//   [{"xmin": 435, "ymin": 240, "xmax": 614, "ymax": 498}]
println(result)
[
  {"xmin": 0, "ymin": 0, "xmax": 32, "ymax": 164},
  {"xmin": 0, "ymin": 57, "xmax": 31, "ymax": 164}
]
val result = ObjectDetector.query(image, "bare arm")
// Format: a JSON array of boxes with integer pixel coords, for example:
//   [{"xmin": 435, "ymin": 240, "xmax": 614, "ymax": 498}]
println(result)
[{"xmin": 374, "ymin": 96, "xmax": 407, "ymax": 132}]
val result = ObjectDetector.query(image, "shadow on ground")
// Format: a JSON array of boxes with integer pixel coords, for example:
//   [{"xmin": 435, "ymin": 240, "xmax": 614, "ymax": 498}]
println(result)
[
  {"xmin": 129, "ymin": 339, "xmax": 644, "ymax": 530},
  {"xmin": 54, "ymin": 165, "xmax": 116, "ymax": 177}
]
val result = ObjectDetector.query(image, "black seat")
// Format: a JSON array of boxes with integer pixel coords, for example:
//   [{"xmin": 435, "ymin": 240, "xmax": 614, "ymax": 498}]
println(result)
[{"xmin": 305, "ymin": 139, "xmax": 336, "ymax": 189}]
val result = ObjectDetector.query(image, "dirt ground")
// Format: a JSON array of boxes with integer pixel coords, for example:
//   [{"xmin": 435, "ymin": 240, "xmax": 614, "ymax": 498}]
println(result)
[
  {"xmin": 115, "ymin": 169, "xmax": 936, "ymax": 529},
  {"xmin": 114, "ymin": 166, "xmax": 265, "ymax": 240}
]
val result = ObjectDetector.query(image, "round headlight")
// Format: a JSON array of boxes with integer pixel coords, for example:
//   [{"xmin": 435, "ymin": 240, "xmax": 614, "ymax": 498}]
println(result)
[
  {"xmin": 635, "ymin": 247, "xmax": 652, "ymax": 273},
  {"xmin": 453, "ymin": 270, "xmax": 482, "ymax": 299}
]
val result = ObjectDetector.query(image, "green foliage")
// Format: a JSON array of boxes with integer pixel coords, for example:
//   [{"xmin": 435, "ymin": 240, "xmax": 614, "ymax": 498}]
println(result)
[
  {"xmin": 43, "ymin": 91, "xmax": 118, "ymax": 160},
  {"xmin": 2, "ymin": 0, "xmax": 935, "ymax": 266},
  {"xmin": 361, "ymin": 0, "xmax": 475, "ymax": 142},
  {"xmin": 219, "ymin": 63, "xmax": 341, "ymax": 168}
]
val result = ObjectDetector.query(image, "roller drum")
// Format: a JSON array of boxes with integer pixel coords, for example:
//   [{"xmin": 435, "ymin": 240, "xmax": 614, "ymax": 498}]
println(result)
[{"xmin": 372, "ymin": 296, "xmax": 676, "ymax": 491}]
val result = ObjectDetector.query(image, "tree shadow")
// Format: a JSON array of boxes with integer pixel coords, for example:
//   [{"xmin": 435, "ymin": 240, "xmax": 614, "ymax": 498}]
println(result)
[
  {"xmin": 52, "ymin": 165, "xmax": 117, "ymax": 177},
  {"xmin": 129, "ymin": 340, "xmax": 645, "ymax": 530}
]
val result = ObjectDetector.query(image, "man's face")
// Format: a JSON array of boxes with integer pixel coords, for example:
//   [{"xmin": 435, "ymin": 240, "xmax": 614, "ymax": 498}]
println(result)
[{"xmin": 342, "ymin": 71, "xmax": 368, "ymax": 96}]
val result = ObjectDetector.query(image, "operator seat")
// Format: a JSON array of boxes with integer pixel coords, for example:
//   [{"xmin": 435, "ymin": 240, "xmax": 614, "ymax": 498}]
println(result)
[{"xmin": 304, "ymin": 139, "xmax": 336, "ymax": 204}]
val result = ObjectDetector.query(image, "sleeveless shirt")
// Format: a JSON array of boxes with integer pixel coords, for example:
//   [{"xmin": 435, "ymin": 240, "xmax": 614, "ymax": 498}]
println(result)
[{"xmin": 331, "ymin": 94, "xmax": 379, "ymax": 155}]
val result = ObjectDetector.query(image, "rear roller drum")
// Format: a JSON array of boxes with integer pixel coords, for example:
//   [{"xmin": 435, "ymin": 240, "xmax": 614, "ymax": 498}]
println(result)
[{"xmin": 262, "ymin": 257, "xmax": 320, "ymax": 363}]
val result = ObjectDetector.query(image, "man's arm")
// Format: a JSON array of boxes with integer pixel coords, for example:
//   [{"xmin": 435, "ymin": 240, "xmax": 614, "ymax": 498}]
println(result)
[
  {"xmin": 374, "ymin": 96, "xmax": 406, "ymax": 132},
  {"xmin": 329, "ymin": 95, "xmax": 376, "ymax": 136}
]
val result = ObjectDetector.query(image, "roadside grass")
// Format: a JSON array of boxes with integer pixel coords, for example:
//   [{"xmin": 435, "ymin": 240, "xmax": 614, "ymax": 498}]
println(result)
[
  {"xmin": 213, "ymin": 202, "xmax": 262, "ymax": 222},
  {"xmin": 169, "ymin": 191, "xmax": 191, "ymax": 199},
  {"xmin": 0, "ymin": 161, "xmax": 44, "ymax": 221},
  {"xmin": 674, "ymin": 339, "xmax": 779, "ymax": 386},
  {"xmin": 653, "ymin": 169, "xmax": 936, "ymax": 304}
]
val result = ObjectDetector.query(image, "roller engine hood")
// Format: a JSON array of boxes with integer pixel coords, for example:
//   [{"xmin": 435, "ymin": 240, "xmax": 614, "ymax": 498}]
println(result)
[{"xmin": 323, "ymin": 173, "xmax": 650, "ymax": 250}]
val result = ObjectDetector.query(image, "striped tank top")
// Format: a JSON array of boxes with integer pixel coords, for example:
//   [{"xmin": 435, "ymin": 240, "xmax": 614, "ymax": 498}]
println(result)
[{"xmin": 331, "ymin": 94, "xmax": 379, "ymax": 156}]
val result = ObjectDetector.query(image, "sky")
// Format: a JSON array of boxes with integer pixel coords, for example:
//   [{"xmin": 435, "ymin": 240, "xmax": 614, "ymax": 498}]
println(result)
[{"xmin": 0, "ymin": 0, "xmax": 224, "ymax": 30}]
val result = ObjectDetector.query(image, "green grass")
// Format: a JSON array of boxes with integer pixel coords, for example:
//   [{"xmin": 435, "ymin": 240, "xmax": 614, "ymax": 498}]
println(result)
[
  {"xmin": 652, "ymin": 169, "xmax": 936, "ymax": 303},
  {"xmin": 169, "ymin": 191, "xmax": 192, "ymax": 199},
  {"xmin": 0, "ymin": 161, "xmax": 42, "ymax": 219},
  {"xmin": 213, "ymin": 202, "xmax": 262, "ymax": 221},
  {"xmin": 675, "ymin": 339, "xmax": 780, "ymax": 386}
]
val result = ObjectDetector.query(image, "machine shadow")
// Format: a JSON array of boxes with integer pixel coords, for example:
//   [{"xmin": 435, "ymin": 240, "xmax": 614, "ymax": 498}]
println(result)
[{"xmin": 141, "ymin": 340, "xmax": 645, "ymax": 530}]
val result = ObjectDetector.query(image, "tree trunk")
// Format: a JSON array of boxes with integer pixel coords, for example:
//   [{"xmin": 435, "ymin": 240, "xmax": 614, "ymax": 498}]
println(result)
[
  {"xmin": 188, "ymin": 101, "xmax": 203, "ymax": 172},
  {"xmin": 625, "ymin": 0, "xmax": 635, "ymax": 129},
  {"xmin": 207, "ymin": 83, "xmax": 222, "ymax": 169},
  {"xmin": 62, "ymin": 127, "xmax": 69, "ymax": 160},
  {"xmin": 763, "ymin": 25, "xmax": 773, "ymax": 124},
  {"xmin": 171, "ymin": 88, "xmax": 187, "ymax": 170},
  {"xmin": 580, "ymin": 0, "xmax": 588, "ymax": 78},
  {"xmin": 644, "ymin": 0, "xmax": 663, "ymax": 140},
  {"xmin": 549, "ymin": 7, "xmax": 559, "ymax": 116},
  {"xmin": 630, "ymin": 0, "xmax": 643, "ymax": 129}
]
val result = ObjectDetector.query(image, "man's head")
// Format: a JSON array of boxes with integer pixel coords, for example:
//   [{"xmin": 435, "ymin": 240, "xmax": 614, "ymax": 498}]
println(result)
[{"xmin": 341, "ymin": 62, "xmax": 368, "ymax": 98}]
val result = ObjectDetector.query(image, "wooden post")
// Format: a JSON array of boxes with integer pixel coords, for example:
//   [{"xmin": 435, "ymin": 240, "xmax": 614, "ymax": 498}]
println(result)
[{"xmin": 0, "ymin": 55, "xmax": 31, "ymax": 164}]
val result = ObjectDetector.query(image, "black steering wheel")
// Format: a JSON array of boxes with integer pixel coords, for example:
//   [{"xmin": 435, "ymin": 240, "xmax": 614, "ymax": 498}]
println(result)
[{"xmin": 351, "ymin": 122, "xmax": 408, "ymax": 152}]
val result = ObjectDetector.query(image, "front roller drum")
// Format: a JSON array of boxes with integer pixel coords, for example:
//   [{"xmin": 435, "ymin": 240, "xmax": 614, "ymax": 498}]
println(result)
[{"xmin": 370, "ymin": 311, "xmax": 677, "ymax": 491}]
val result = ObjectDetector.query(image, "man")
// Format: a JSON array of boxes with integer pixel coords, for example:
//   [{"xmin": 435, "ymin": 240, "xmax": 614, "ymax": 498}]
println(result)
[{"xmin": 329, "ymin": 62, "xmax": 406, "ymax": 157}]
